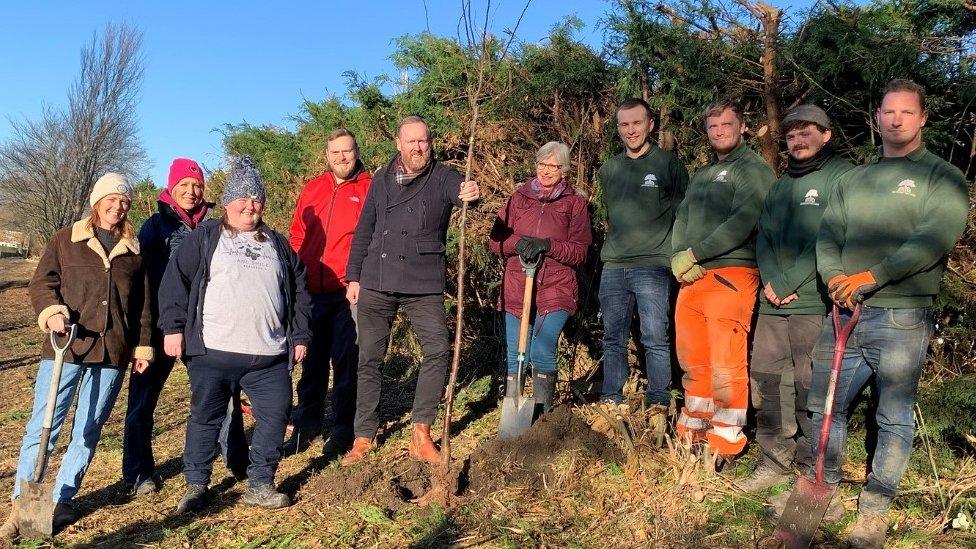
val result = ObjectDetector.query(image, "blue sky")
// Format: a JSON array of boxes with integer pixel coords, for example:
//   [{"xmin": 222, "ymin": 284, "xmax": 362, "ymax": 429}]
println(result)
[{"xmin": 0, "ymin": 0, "xmax": 811, "ymax": 185}]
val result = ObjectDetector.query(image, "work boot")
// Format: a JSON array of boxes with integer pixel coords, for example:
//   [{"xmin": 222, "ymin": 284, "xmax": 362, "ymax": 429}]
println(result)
[
  {"xmin": 242, "ymin": 483, "xmax": 291, "ymax": 509},
  {"xmin": 340, "ymin": 437, "xmax": 376, "ymax": 466},
  {"xmin": 736, "ymin": 457, "xmax": 792, "ymax": 493},
  {"xmin": 131, "ymin": 475, "xmax": 162, "ymax": 497},
  {"xmin": 52, "ymin": 502, "xmax": 78, "ymax": 530},
  {"xmin": 533, "ymin": 371, "xmax": 557, "ymax": 414},
  {"xmin": 846, "ymin": 506, "xmax": 888, "ymax": 548},
  {"xmin": 408, "ymin": 423, "xmax": 441, "ymax": 465},
  {"xmin": 767, "ymin": 487, "xmax": 845, "ymax": 523},
  {"xmin": 0, "ymin": 499, "xmax": 20, "ymax": 540},
  {"xmin": 176, "ymin": 484, "xmax": 208, "ymax": 514},
  {"xmin": 644, "ymin": 403, "xmax": 669, "ymax": 445}
]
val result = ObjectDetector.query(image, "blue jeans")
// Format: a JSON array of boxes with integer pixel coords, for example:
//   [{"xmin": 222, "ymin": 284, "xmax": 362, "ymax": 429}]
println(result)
[
  {"xmin": 806, "ymin": 306, "xmax": 932, "ymax": 511},
  {"xmin": 599, "ymin": 266, "xmax": 672, "ymax": 404},
  {"xmin": 122, "ymin": 354, "xmax": 248, "ymax": 486},
  {"xmin": 291, "ymin": 290, "xmax": 358, "ymax": 438},
  {"xmin": 504, "ymin": 310, "xmax": 570, "ymax": 375},
  {"xmin": 184, "ymin": 349, "xmax": 291, "ymax": 486},
  {"xmin": 14, "ymin": 360, "xmax": 125, "ymax": 502}
]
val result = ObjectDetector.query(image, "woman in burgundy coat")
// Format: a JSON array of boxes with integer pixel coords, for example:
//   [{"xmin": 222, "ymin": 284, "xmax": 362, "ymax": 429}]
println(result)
[{"xmin": 489, "ymin": 141, "xmax": 592, "ymax": 412}]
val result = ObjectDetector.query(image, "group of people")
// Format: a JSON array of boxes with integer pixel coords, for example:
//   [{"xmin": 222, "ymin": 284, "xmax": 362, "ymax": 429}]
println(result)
[{"xmin": 0, "ymin": 78, "xmax": 967, "ymax": 549}]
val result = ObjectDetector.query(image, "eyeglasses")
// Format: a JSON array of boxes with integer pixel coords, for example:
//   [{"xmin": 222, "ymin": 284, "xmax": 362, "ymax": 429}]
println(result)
[{"xmin": 536, "ymin": 161, "xmax": 562, "ymax": 172}]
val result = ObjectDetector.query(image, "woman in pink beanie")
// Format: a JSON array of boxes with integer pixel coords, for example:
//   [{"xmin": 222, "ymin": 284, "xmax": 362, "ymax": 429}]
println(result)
[{"xmin": 120, "ymin": 158, "xmax": 247, "ymax": 496}]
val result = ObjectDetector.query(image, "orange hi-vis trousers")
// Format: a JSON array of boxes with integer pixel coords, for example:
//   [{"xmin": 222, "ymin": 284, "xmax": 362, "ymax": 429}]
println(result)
[{"xmin": 675, "ymin": 266, "xmax": 759, "ymax": 456}]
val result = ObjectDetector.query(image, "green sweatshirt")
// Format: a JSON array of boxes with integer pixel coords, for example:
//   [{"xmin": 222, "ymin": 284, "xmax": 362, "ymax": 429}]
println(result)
[
  {"xmin": 672, "ymin": 142, "xmax": 776, "ymax": 268},
  {"xmin": 599, "ymin": 145, "xmax": 689, "ymax": 268},
  {"xmin": 757, "ymin": 155, "xmax": 854, "ymax": 315},
  {"xmin": 817, "ymin": 146, "xmax": 970, "ymax": 309}
]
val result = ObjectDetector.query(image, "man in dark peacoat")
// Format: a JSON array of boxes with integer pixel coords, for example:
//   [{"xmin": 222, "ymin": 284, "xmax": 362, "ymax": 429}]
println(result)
[{"xmin": 342, "ymin": 115, "xmax": 480, "ymax": 465}]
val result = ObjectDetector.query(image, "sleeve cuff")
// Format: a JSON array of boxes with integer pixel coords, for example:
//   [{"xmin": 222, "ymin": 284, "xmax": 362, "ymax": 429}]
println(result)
[
  {"xmin": 821, "ymin": 268, "xmax": 845, "ymax": 284},
  {"xmin": 768, "ymin": 278, "xmax": 793, "ymax": 298},
  {"xmin": 37, "ymin": 304, "xmax": 69, "ymax": 332},
  {"xmin": 133, "ymin": 346, "xmax": 155, "ymax": 362}
]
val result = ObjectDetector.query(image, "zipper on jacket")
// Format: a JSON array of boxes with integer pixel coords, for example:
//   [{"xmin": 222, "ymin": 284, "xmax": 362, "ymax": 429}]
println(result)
[{"xmin": 320, "ymin": 178, "xmax": 352, "ymax": 292}]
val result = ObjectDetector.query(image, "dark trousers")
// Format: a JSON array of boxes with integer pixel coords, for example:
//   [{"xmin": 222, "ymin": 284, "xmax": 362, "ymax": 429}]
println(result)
[
  {"xmin": 354, "ymin": 289, "xmax": 449, "ymax": 439},
  {"xmin": 291, "ymin": 290, "xmax": 358, "ymax": 439},
  {"xmin": 749, "ymin": 313, "xmax": 823, "ymax": 472},
  {"xmin": 122, "ymin": 354, "xmax": 248, "ymax": 486},
  {"xmin": 184, "ymin": 349, "xmax": 291, "ymax": 486},
  {"xmin": 599, "ymin": 266, "xmax": 673, "ymax": 405}
]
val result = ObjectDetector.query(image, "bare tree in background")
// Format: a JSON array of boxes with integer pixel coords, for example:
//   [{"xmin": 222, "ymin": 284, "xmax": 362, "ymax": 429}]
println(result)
[{"xmin": 0, "ymin": 22, "xmax": 146, "ymax": 240}]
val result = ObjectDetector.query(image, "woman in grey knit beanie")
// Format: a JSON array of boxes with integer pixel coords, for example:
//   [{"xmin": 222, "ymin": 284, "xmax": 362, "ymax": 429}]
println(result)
[{"xmin": 221, "ymin": 156, "xmax": 266, "ymax": 206}]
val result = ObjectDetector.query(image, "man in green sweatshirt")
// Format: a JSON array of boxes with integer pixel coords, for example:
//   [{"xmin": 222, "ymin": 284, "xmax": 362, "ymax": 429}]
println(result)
[
  {"xmin": 741, "ymin": 105, "xmax": 853, "ymax": 516},
  {"xmin": 804, "ymin": 79, "xmax": 969, "ymax": 548},
  {"xmin": 671, "ymin": 98, "xmax": 776, "ymax": 458},
  {"xmin": 598, "ymin": 98, "xmax": 688, "ymax": 418}
]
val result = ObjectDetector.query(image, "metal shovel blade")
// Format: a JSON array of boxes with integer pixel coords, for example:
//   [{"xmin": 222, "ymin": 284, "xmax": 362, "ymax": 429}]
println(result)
[
  {"xmin": 17, "ymin": 478, "xmax": 55, "ymax": 539},
  {"xmin": 773, "ymin": 475, "xmax": 837, "ymax": 548},
  {"xmin": 499, "ymin": 393, "xmax": 536, "ymax": 440}
]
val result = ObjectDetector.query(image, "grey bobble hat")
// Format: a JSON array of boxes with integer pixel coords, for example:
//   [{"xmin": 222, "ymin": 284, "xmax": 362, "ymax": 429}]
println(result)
[
  {"xmin": 782, "ymin": 104, "xmax": 832, "ymax": 130},
  {"xmin": 221, "ymin": 155, "xmax": 266, "ymax": 206}
]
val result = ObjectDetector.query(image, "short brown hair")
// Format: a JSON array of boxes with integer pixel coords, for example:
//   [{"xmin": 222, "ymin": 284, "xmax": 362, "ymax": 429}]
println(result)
[
  {"xmin": 327, "ymin": 128, "xmax": 357, "ymax": 144},
  {"xmin": 616, "ymin": 98, "xmax": 652, "ymax": 118},
  {"xmin": 397, "ymin": 115, "xmax": 429, "ymax": 137},
  {"xmin": 882, "ymin": 78, "xmax": 926, "ymax": 111},
  {"xmin": 703, "ymin": 97, "xmax": 744, "ymax": 123}
]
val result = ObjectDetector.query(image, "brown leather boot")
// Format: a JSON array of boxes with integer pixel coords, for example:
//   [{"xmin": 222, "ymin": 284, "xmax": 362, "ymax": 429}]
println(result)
[
  {"xmin": 340, "ymin": 437, "xmax": 376, "ymax": 466},
  {"xmin": 408, "ymin": 423, "xmax": 441, "ymax": 465}
]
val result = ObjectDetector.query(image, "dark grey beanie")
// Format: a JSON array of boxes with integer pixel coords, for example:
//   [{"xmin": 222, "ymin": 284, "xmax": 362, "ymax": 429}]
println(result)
[
  {"xmin": 221, "ymin": 155, "xmax": 266, "ymax": 206},
  {"xmin": 782, "ymin": 104, "xmax": 832, "ymax": 130}
]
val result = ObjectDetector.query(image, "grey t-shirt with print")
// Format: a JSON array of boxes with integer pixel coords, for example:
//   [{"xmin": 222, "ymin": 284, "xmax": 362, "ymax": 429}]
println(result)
[{"xmin": 202, "ymin": 229, "xmax": 287, "ymax": 356}]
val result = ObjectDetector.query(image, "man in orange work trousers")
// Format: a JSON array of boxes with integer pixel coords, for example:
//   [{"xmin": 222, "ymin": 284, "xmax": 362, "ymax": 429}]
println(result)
[{"xmin": 671, "ymin": 98, "xmax": 776, "ymax": 460}]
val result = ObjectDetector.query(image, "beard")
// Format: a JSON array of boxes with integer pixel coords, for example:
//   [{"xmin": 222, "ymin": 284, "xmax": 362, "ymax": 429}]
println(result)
[
  {"xmin": 402, "ymin": 150, "xmax": 431, "ymax": 173},
  {"xmin": 332, "ymin": 161, "xmax": 357, "ymax": 180}
]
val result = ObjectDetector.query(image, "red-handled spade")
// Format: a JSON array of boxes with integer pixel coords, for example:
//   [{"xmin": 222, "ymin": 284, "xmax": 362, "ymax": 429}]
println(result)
[{"xmin": 774, "ymin": 303, "xmax": 862, "ymax": 548}]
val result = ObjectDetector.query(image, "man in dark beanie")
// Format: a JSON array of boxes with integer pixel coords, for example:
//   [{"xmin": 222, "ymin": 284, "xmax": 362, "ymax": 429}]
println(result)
[
  {"xmin": 341, "ymin": 115, "xmax": 480, "ymax": 466},
  {"xmin": 745, "ymin": 106, "xmax": 853, "ymax": 522}
]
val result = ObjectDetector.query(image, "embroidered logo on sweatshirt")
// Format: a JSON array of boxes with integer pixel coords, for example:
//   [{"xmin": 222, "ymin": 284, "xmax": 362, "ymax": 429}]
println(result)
[
  {"xmin": 800, "ymin": 189, "xmax": 820, "ymax": 206},
  {"xmin": 350, "ymin": 196, "xmax": 361, "ymax": 203},
  {"xmin": 641, "ymin": 173, "xmax": 658, "ymax": 188},
  {"xmin": 712, "ymin": 170, "xmax": 729, "ymax": 183},
  {"xmin": 893, "ymin": 179, "xmax": 917, "ymax": 197}
]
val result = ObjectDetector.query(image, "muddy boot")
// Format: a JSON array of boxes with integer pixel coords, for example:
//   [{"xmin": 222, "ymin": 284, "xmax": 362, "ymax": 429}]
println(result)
[
  {"xmin": 242, "ymin": 483, "xmax": 291, "ymax": 509},
  {"xmin": 408, "ymin": 423, "xmax": 441, "ymax": 465},
  {"xmin": 340, "ymin": 437, "xmax": 376, "ymax": 466},
  {"xmin": 846, "ymin": 510, "xmax": 888, "ymax": 548},
  {"xmin": 736, "ymin": 457, "xmax": 792, "ymax": 493},
  {"xmin": 533, "ymin": 371, "xmax": 556, "ymax": 414},
  {"xmin": 52, "ymin": 502, "xmax": 78, "ymax": 531},
  {"xmin": 176, "ymin": 484, "xmax": 208, "ymax": 514},
  {"xmin": 644, "ymin": 403, "xmax": 668, "ymax": 447},
  {"xmin": 0, "ymin": 499, "xmax": 19, "ymax": 540}
]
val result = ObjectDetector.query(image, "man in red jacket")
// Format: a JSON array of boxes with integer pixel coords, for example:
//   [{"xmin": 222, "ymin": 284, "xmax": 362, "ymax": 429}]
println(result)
[{"xmin": 285, "ymin": 128, "xmax": 372, "ymax": 456}]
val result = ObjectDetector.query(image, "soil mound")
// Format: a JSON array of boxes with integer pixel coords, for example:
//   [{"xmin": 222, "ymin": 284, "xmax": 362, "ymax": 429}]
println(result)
[
  {"xmin": 467, "ymin": 405, "xmax": 623, "ymax": 494},
  {"xmin": 302, "ymin": 459, "xmax": 431, "ymax": 512}
]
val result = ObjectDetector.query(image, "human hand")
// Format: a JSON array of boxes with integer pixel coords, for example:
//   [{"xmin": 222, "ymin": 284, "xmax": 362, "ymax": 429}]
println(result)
[
  {"xmin": 46, "ymin": 313, "xmax": 67, "ymax": 334},
  {"xmin": 346, "ymin": 281, "xmax": 360, "ymax": 305},
  {"xmin": 294, "ymin": 344, "xmax": 308, "ymax": 363},
  {"xmin": 780, "ymin": 292, "xmax": 799, "ymax": 306},
  {"xmin": 763, "ymin": 282, "xmax": 782, "ymax": 306},
  {"xmin": 163, "ymin": 333, "xmax": 184, "ymax": 358},
  {"xmin": 671, "ymin": 249, "xmax": 697, "ymax": 279},
  {"xmin": 459, "ymin": 181, "xmax": 480, "ymax": 202},
  {"xmin": 680, "ymin": 264, "xmax": 707, "ymax": 284},
  {"xmin": 133, "ymin": 359, "xmax": 150, "ymax": 374},
  {"xmin": 515, "ymin": 236, "xmax": 550, "ymax": 262}
]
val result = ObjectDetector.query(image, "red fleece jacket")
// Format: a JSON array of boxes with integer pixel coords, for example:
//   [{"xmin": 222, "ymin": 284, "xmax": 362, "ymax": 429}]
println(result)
[{"xmin": 290, "ymin": 168, "xmax": 372, "ymax": 293}]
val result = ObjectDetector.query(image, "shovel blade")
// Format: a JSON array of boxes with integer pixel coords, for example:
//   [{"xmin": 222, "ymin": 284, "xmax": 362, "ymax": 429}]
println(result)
[
  {"xmin": 498, "ymin": 394, "xmax": 536, "ymax": 440},
  {"xmin": 17, "ymin": 479, "xmax": 55, "ymax": 539},
  {"xmin": 773, "ymin": 476, "xmax": 837, "ymax": 548}
]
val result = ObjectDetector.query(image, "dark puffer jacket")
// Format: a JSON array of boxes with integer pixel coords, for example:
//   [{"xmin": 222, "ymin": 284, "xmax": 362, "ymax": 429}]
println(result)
[{"xmin": 489, "ymin": 180, "xmax": 592, "ymax": 317}]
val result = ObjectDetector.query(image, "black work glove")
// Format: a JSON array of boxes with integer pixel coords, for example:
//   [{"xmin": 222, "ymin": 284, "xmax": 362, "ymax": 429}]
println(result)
[{"xmin": 515, "ymin": 236, "xmax": 551, "ymax": 262}]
